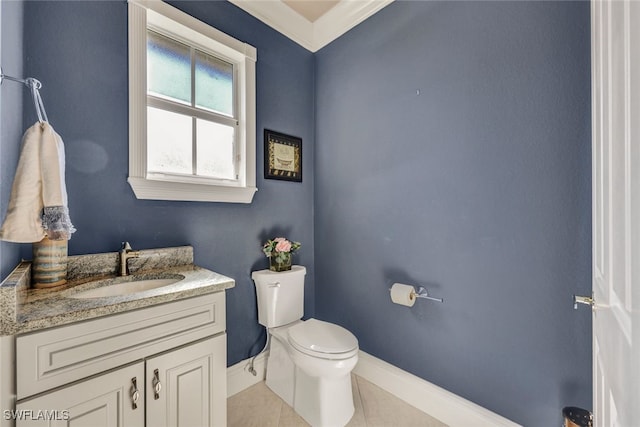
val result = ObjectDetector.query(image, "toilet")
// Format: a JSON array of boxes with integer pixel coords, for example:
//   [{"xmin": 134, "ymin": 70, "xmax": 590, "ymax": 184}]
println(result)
[{"xmin": 252, "ymin": 265, "xmax": 359, "ymax": 427}]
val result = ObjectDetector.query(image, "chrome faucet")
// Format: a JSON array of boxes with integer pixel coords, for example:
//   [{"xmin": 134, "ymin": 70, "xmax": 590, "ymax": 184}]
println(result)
[{"xmin": 119, "ymin": 242, "xmax": 141, "ymax": 276}]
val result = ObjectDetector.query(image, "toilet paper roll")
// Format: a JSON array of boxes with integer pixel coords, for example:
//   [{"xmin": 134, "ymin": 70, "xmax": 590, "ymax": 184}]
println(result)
[{"xmin": 390, "ymin": 283, "xmax": 416, "ymax": 307}]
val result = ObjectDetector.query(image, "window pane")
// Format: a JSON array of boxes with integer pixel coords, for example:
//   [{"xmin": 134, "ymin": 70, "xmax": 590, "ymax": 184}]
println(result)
[
  {"xmin": 147, "ymin": 31, "xmax": 191, "ymax": 105},
  {"xmin": 147, "ymin": 107, "xmax": 192, "ymax": 175},
  {"xmin": 195, "ymin": 50, "xmax": 234, "ymax": 116},
  {"xmin": 196, "ymin": 119, "xmax": 235, "ymax": 180}
]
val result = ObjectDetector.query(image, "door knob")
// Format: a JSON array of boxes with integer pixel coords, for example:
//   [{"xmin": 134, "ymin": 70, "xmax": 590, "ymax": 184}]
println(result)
[{"xmin": 573, "ymin": 294, "xmax": 594, "ymax": 310}]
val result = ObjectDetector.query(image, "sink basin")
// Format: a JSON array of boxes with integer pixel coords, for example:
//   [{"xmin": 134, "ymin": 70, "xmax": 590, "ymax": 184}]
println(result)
[{"xmin": 70, "ymin": 275, "xmax": 184, "ymax": 299}]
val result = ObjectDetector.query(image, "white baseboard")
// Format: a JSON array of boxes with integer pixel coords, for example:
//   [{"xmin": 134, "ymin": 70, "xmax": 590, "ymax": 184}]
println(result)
[
  {"xmin": 353, "ymin": 351, "xmax": 521, "ymax": 427},
  {"xmin": 227, "ymin": 351, "xmax": 267, "ymax": 398},
  {"xmin": 227, "ymin": 349, "xmax": 520, "ymax": 427}
]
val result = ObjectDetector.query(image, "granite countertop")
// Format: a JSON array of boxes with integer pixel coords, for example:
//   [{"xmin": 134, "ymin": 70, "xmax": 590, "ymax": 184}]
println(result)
[{"xmin": 0, "ymin": 246, "xmax": 235, "ymax": 336}]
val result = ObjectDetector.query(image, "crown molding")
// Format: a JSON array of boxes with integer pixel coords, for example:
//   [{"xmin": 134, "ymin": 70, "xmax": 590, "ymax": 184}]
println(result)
[
  {"xmin": 313, "ymin": 0, "xmax": 393, "ymax": 51},
  {"xmin": 228, "ymin": 0, "xmax": 393, "ymax": 52}
]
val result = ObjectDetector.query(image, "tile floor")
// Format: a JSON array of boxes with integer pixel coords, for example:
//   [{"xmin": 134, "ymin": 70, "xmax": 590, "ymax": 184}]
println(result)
[{"xmin": 228, "ymin": 374, "xmax": 448, "ymax": 427}]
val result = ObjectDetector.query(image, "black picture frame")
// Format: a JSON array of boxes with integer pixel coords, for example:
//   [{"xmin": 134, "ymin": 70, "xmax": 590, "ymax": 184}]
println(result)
[{"xmin": 264, "ymin": 129, "xmax": 302, "ymax": 182}]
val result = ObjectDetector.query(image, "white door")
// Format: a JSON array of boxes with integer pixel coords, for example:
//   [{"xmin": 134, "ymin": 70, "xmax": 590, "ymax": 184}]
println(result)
[{"xmin": 590, "ymin": 0, "xmax": 640, "ymax": 425}]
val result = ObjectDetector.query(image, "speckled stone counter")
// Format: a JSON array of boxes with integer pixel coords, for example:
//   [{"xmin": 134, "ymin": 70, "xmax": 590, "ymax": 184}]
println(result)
[{"xmin": 0, "ymin": 246, "xmax": 234, "ymax": 335}]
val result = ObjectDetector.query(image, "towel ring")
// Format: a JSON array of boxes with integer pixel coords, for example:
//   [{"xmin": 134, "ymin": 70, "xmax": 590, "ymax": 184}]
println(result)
[{"xmin": 1, "ymin": 66, "xmax": 48, "ymax": 123}]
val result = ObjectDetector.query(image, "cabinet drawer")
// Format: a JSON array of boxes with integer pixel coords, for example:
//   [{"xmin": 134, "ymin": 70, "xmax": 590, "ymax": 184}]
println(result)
[{"xmin": 17, "ymin": 292, "xmax": 225, "ymax": 399}]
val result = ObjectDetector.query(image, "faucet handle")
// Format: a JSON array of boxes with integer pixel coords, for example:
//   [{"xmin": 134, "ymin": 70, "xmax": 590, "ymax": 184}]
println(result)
[{"xmin": 121, "ymin": 241, "xmax": 132, "ymax": 251}]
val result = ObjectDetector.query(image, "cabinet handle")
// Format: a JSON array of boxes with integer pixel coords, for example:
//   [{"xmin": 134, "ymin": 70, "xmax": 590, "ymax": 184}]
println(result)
[
  {"xmin": 131, "ymin": 377, "xmax": 140, "ymax": 410},
  {"xmin": 153, "ymin": 369, "xmax": 162, "ymax": 400}
]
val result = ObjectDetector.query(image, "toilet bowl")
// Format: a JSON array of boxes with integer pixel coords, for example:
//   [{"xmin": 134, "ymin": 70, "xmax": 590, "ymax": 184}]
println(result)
[
  {"xmin": 252, "ymin": 266, "xmax": 359, "ymax": 427},
  {"xmin": 267, "ymin": 319, "xmax": 358, "ymax": 427}
]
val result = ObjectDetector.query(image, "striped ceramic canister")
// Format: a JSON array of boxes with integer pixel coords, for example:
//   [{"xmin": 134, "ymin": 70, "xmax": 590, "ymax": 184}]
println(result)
[{"xmin": 32, "ymin": 237, "xmax": 68, "ymax": 288}]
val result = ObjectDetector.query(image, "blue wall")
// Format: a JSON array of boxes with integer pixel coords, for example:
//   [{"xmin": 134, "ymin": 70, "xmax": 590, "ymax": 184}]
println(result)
[
  {"xmin": 4, "ymin": 0, "xmax": 315, "ymax": 366},
  {"xmin": 0, "ymin": 0, "xmax": 25, "ymax": 280},
  {"xmin": 1, "ymin": 1, "xmax": 593, "ymax": 424},
  {"xmin": 314, "ymin": 1, "xmax": 591, "ymax": 426}
]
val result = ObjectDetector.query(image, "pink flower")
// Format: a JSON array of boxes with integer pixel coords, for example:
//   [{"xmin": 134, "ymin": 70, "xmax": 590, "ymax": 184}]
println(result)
[{"xmin": 275, "ymin": 239, "xmax": 292, "ymax": 253}]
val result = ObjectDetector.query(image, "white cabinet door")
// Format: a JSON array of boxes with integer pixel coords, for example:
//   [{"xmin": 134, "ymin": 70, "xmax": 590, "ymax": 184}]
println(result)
[
  {"xmin": 16, "ymin": 362, "xmax": 145, "ymax": 427},
  {"xmin": 145, "ymin": 335, "xmax": 226, "ymax": 427}
]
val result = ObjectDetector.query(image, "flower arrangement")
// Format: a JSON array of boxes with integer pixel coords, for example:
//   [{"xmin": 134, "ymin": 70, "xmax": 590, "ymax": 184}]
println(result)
[{"xmin": 262, "ymin": 237, "xmax": 301, "ymax": 271}]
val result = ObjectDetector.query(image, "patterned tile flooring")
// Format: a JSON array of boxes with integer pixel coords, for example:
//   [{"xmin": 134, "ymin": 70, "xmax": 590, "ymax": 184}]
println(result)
[{"xmin": 228, "ymin": 374, "xmax": 448, "ymax": 427}]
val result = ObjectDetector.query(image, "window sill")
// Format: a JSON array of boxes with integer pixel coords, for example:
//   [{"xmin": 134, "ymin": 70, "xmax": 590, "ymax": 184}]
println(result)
[{"xmin": 128, "ymin": 177, "xmax": 257, "ymax": 203}]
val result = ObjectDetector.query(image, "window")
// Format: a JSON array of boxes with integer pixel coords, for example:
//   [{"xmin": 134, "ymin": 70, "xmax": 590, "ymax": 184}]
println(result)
[{"xmin": 128, "ymin": 0, "xmax": 257, "ymax": 203}]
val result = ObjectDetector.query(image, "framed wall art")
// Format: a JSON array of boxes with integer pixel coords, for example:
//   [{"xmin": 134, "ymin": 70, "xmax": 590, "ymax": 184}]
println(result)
[{"xmin": 264, "ymin": 129, "xmax": 302, "ymax": 182}]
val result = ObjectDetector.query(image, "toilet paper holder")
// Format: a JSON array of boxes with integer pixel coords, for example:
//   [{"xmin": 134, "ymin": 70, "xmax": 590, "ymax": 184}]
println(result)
[
  {"xmin": 412, "ymin": 286, "xmax": 444, "ymax": 303},
  {"xmin": 389, "ymin": 284, "xmax": 444, "ymax": 303}
]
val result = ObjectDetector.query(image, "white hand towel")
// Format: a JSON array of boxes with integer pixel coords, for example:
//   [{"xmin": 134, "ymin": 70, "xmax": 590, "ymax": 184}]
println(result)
[{"xmin": 0, "ymin": 122, "xmax": 75, "ymax": 243}]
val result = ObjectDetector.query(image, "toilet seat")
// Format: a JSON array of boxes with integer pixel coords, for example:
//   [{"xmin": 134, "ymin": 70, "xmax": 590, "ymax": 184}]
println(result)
[{"xmin": 287, "ymin": 318, "xmax": 358, "ymax": 360}]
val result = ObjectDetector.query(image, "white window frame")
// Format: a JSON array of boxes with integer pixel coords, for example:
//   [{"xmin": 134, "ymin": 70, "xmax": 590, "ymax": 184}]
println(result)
[{"xmin": 128, "ymin": 0, "xmax": 257, "ymax": 203}]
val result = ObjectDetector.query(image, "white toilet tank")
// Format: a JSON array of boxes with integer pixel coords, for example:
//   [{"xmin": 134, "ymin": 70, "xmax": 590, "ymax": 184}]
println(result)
[{"xmin": 252, "ymin": 265, "xmax": 306, "ymax": 327}]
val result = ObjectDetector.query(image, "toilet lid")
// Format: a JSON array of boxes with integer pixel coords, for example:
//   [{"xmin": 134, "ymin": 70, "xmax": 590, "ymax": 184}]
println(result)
[{"xmin": 287, "ymin": 318, "xmax": 358, "ymax": 357}]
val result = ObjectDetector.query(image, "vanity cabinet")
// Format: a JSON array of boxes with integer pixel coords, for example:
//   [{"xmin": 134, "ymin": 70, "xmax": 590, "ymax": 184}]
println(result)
[{"xmin": 13, "ymin": 292, "xmax": 227, "ymax": 427}]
